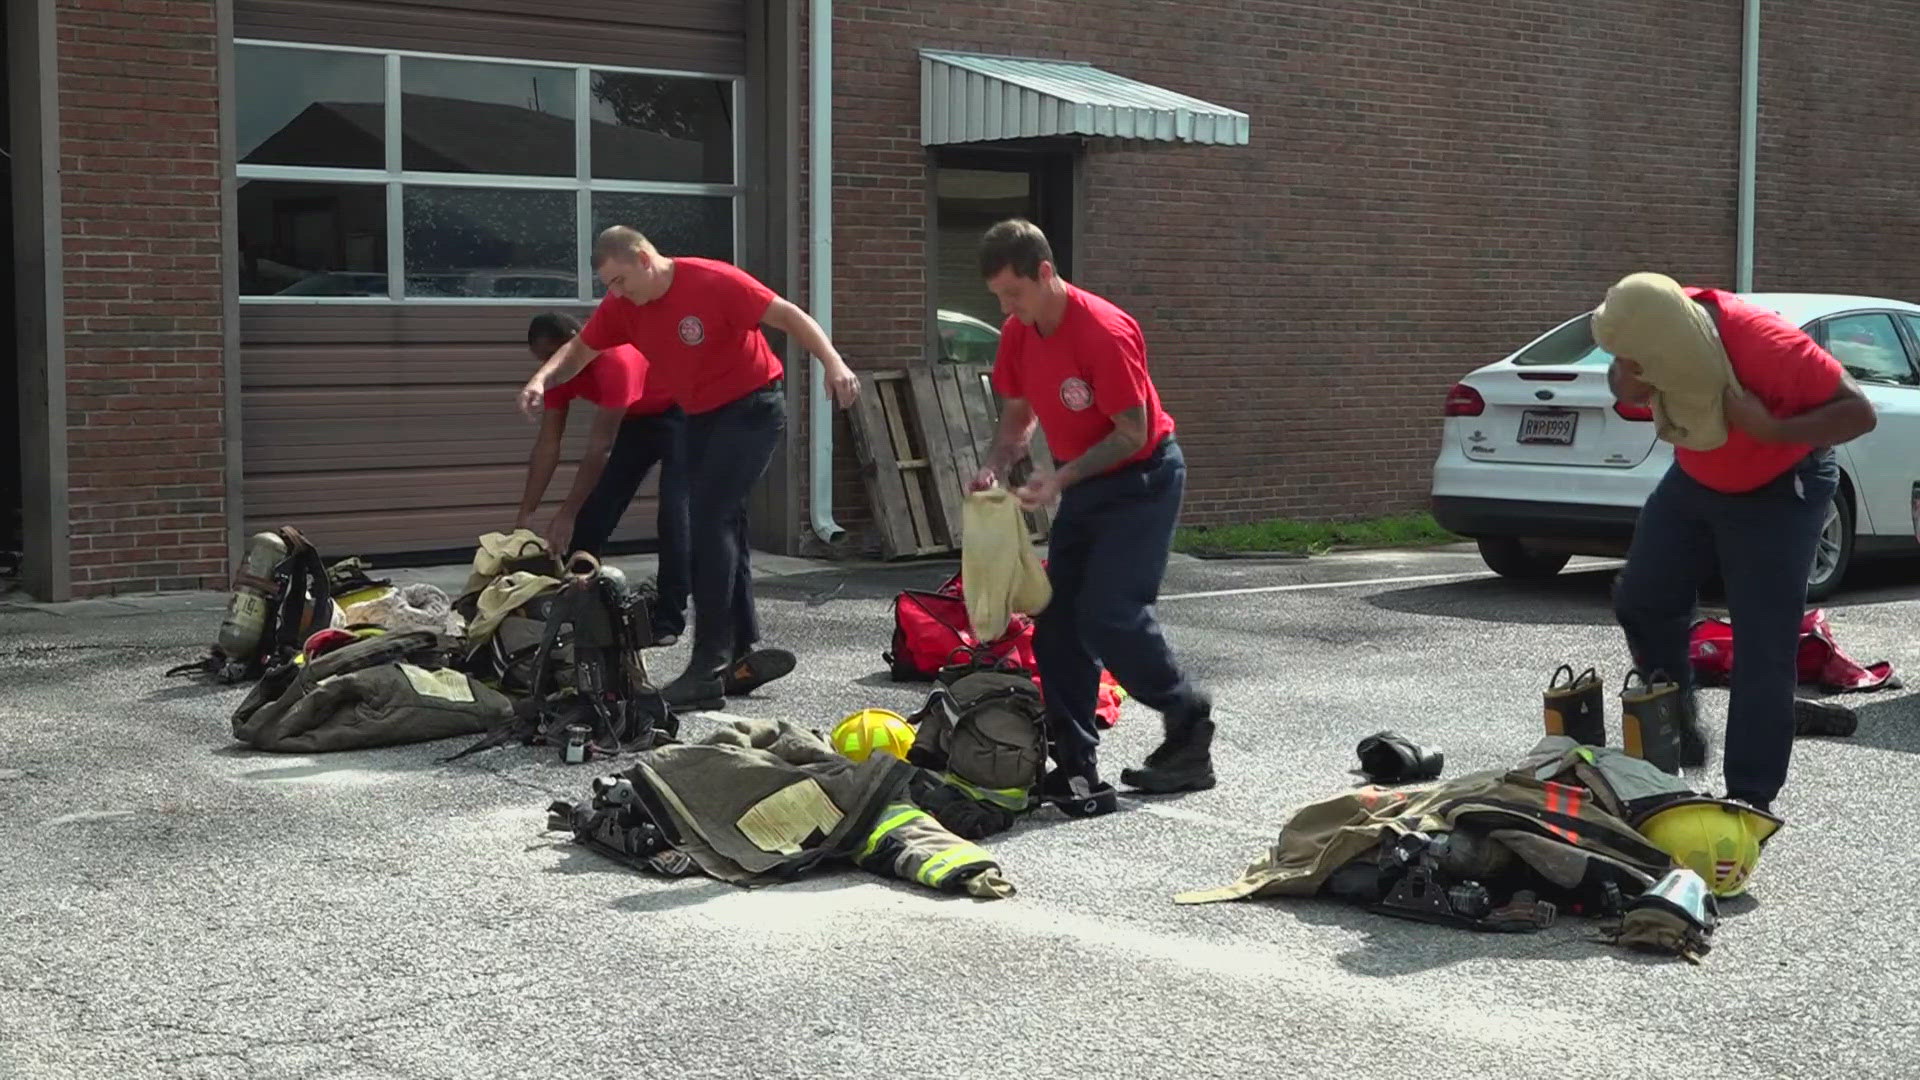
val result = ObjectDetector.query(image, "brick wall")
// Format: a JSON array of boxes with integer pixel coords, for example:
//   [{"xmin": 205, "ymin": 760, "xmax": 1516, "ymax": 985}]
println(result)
[
  {"xmin": 802, "ymin": 0, "xmax": 1753, "ymax": 540},
  {"xmin": 1755, "ymin": 1, "xmax": 1920, "ymax": 299},
  {"xmin": 56, "ymin": 0, "xmax": 227, "ymax": 594}
]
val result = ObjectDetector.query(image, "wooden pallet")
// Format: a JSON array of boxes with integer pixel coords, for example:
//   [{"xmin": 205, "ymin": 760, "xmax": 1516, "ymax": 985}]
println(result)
[
  {"xmin": 851, "ymin": 364, "xmax": 1057, "ymax": 558},
  {"xmin": 850, "ymin": 370, "xmax": 947, "ymax": 558}
]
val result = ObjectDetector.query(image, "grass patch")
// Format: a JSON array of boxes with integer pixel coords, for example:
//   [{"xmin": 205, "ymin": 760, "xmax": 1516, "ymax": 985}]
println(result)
[{"xmin": 1174, "ymin": 512, "xmax": 1460, "ymax": 557}]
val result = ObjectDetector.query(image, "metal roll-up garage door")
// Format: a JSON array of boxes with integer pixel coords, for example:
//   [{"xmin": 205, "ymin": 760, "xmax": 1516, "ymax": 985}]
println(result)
[{"xmin": 234, "ymin": 0, "xmax": 749, "ymax": 558}]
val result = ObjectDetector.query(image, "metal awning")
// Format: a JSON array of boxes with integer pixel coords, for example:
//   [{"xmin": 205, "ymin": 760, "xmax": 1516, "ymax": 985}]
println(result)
[{"xmin": 919, "ymin": 49, "xmax": 1251, "ymax": 147}]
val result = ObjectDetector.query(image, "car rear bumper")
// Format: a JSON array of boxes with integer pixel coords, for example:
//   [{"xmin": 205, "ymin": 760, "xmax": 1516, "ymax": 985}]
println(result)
[{"xmin": 1431, "ymin": 495, "xmax": 1639, "ymax": 540}]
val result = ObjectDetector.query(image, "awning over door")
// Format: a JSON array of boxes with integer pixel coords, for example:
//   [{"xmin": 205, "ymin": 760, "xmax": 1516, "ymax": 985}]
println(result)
[{"xmin": 919, "ymin": 49, "xmax": 1251, "ymax": 147}]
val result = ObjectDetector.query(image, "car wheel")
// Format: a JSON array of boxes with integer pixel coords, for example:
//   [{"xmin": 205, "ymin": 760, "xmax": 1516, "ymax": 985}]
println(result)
[
  {"xmin": 1805, "ymin": 488, "xmax": 1854, "ymax": 603},
  {"xmin": 1476, "ymin": 537, "xmax": 1573, "ymax": 581}
]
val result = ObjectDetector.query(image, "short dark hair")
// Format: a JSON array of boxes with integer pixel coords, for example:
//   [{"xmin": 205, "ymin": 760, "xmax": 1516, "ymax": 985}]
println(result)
[
  {"xmin": 979, "ymin": 218, "xmax": 1053, "ymax": 281},
  {"xmin": 527, "ymin": 311, "xmax": 580, "ymax": 347}
]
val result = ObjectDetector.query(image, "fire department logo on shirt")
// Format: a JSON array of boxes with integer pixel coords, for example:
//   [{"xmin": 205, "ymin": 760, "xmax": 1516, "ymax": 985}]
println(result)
[
  {"xmin": 1059, "ymin": 377, "xmax": 1093, "ymax": 411},
  {"xmin": 677, "ymin": 315, "xmax": 706, "ymax": 346}
]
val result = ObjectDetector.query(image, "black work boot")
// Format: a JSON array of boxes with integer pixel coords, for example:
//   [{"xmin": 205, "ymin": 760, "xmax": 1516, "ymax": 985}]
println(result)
[
  {"xmin": 1039, "ymin": 766, "xmax": 1117, "ymax": 819},
  {"xmin": 723, "ymin": 647, "xmax": 797, "ymax": 697},
  {"xmin": 1121, "ymin": 695, "xmax": 1217, "ymax": 794},
  {"xmin": 661, "ymin": 652, "xmax": 726, "ymax": 712},
  {"xmin": 1793, "ymin": 697, "xmax": 1858, "ymax": 738}
]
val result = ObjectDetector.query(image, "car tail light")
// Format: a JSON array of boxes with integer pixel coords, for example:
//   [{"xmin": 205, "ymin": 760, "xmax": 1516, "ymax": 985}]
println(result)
[
  {"xmin": 1613, "ymin": 401, "xmax": 1654, "ymax": 421},
  {"xmin": 1444, "ymin": 383, "xmax": 1485, "ymax": 417}
]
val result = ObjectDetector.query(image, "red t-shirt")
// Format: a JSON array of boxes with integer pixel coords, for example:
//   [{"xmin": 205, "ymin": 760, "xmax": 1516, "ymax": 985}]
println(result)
[
  {"xmin": 543, "ymin": 345, "xmax": 672, "ymax": 416},
  {"xmin": 990, "ymin": 283, "xmax": 1175, "ymax": 471},
  {"xmin": 1676, "ymin": 287, "xmax": 1844, "ymax": 494},
  {"xmin": 577, "ymin": 258, "xmax": 782, "ymax": 415}
]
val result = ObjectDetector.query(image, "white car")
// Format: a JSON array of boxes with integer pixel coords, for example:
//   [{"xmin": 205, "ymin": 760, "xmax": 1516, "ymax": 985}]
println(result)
[{"xmin": 1431, "ymin": 292, "xmax": 1920, "ymax": 601}]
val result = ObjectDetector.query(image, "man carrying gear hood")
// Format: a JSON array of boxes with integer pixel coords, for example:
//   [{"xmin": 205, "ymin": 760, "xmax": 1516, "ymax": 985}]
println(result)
[
  {"xmin": 1596, "ymin": 271, "xmax": 1876, "ymax": 814},
  {"xmin": 966, "ymin": 218, "xmax": 1215, "ymax": 815}
]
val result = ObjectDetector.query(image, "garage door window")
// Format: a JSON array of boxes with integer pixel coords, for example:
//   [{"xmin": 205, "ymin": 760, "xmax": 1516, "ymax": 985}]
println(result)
[{"xmin": 236, "ymin": 41, "xmax": 741, "ymax": 302}]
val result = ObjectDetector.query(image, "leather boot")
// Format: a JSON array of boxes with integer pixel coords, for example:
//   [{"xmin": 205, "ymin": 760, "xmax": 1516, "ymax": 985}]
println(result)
[
  {"xmin": 1039, "ymin": 766, "xmax": 1117, "ymax": 818},
  {"xmin": 723, "ymin": 647, "xmax": 797, "ymax": 697},
  {"xmin": 1121, "ymin": 694, "xmax": 1217, "ymax": 793},
  {"xmin": 661, "ymin": 651, "xmax": 727, "ymax": 712}
]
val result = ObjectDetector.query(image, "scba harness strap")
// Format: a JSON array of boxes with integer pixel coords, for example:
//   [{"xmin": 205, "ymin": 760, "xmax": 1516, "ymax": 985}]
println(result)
[
  {"xmin": 166, "ymin": 527, "xmax": 337, "ymax": 684},
  {"xmin": 447, "ymin": 554, "xmax": 676, "ymax": 763}
]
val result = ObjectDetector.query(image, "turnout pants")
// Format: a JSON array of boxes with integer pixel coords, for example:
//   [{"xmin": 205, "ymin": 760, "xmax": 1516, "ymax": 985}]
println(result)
[
  {"xmin": 1611, "ymin": 449, "xmax": 1838, "ymax": 807},
  {"xmin": 682, "ymin": 380, "xmax": 785, "ymax": 667},
  {"xmin": 1032, "ymin": 436, "xmax": 1200, "ymax": 774},
  {"xmin": 572, "ymin": 407, "xmax": 691, "ymax": 636}
]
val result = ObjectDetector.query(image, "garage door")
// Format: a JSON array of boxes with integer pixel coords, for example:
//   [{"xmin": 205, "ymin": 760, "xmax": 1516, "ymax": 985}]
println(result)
[{"xmin": 235, "ymin": 0, "xmax": 748, "ymax": 558}]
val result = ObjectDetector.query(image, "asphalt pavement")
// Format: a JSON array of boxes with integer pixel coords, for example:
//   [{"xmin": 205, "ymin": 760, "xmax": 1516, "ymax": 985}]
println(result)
[{"xmin": 4, "ymin": 543, "xmax": 1919, "ymax": 1079}]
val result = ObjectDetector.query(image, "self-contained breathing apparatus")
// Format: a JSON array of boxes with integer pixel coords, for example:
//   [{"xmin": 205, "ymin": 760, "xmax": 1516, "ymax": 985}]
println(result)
[{"xmin": 446, "ymin": 551, "xmax": 675, "ymax": 763}]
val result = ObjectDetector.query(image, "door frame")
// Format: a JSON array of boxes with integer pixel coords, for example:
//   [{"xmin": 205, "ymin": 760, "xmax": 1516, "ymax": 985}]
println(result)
[{"xmin": 923, "ymin": 138, "xmax": 1083, "ymax": 366}]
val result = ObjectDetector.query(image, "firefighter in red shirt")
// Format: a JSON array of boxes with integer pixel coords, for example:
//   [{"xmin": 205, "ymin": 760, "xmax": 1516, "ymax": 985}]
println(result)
[
  {"xmin": 1599, "ymin": 272, "xmax": 1877, "ymax": 814},
  {"xmin": 519, "ymin": 227, "xmax": 859, "ymax": 710},
  {"xmin": 513, "ymin": 311, "xmax": 689, "ymax": 646},
  {"xmin": 967, "ymin": 218, "xmax": 1215, "ymax": 816}
]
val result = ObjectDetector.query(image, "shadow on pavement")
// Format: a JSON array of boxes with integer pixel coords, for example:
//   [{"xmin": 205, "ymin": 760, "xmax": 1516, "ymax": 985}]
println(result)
[
  {"xmin": 1820, "ymin": 691, "xmax": 1920, "ymax": 755},
  {"xmin": 142, "ymin": 682, "xmax": 244, "ymax": 703},
  {"xmin": 754, "ymin": 563, "xmax": 959, "ymax": 606},
  {"xmin": 1365, "ymin": 568, "xmax": 1619, "ymax": 627},
  {"xmin": 213, "ymin": 742, "xmax": 494, "ymax": 781},
  {"xmin": 1283, "ymin": 898, "xmax": 1616, "ymax": 975}
]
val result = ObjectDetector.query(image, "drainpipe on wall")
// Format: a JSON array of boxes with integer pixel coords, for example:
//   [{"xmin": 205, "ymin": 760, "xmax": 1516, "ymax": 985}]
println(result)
[
  {"xmin": 1736, "ymin": 0, "xmax": 1759, "ymax": 292},
  {"xmin": 807, "ymin": 0, "xmax": 845, "ymax": 543}
]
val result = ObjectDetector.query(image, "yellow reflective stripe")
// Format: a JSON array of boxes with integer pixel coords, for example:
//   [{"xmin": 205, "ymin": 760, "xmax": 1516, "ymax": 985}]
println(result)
[
  {"xmin": 917, "ymin": 843, "xmax": 992, "ymax": 887},
  {"xmin": 859, "ymin": 805, "xmax": 929, "ymax": 860},
  {"xmin": 942, "ymin": 773, "xmax": 1029, "ymax": 811}
]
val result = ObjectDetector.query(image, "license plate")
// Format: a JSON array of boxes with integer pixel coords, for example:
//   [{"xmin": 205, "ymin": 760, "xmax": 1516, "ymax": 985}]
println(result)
[{"xmin": 1517, "ymin": 409, "xmax": 1578, "ymax": 446}]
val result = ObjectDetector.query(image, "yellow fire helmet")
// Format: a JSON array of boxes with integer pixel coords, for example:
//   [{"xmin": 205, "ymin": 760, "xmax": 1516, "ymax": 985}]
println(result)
[
  {"xmin": 831, "ymin": 708, "xmax": 915, "ymax": 763},
  {"xmin": 1635, "ymin": 797, "xmax": 1785, "ymax": 898}
]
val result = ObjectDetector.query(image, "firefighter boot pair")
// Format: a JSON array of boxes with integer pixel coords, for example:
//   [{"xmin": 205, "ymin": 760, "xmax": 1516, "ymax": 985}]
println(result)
[
  {"xmin": 1121, "ymin": 692, "xmax": 1216, "ymax": 794},
  {"xmin": 1544, "ymin": 665, "xmax": 1706, "ymax": 772}
]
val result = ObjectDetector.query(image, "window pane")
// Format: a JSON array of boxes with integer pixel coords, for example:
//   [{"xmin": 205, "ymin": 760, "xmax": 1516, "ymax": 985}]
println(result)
[
  {"xmin": 589, "ymin": 72, "xmax": 733, "ymax": 183},
  {"xmin": 590, "ymin": 193, "xmax": 732, "ymax": 295},
  {"xmin": 403, "ymin": 186, "xmax": 576, "ymax": 298},
  {"xmin": 934, "ymin": 168, "xmax": 1032, "ymax": 339},
  {"xmin": 238, "ymin": 179, "xmax": 388, "ymax": 296},
  {"xmin": 402, "ymin": 57, "xmax": 575, "ymax": 176},
  {"xmin": 237, "ymin": 45, "xmax": 384, "ymax": 169},
  {"xmin": 1512, "ymin": 314, "xmax": 1613, "ymax": 367},
  {"xmin": 1823, "ymin": 313, "xmax": 1917, "ymax": 385}
]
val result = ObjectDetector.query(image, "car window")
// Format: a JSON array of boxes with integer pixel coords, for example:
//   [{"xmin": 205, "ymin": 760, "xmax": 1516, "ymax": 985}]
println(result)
[
  {"xmin": 1821, "ymin": 312, "xmax": 1918, "ymax": 386},
  {"xmin": 1511, "ymin": 314, "xmax": 1612, "ymax": 366},
  {"xmin": 1899, "ymin": 315, "xmax": 1920, "ymax": 370},
  {"xmin": 937, "ymin": 314, "xmax": 1000, "ymax": 365}
]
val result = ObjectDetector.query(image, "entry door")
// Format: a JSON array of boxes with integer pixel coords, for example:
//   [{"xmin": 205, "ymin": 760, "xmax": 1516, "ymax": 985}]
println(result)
[{"xmin": 929, "ymin": 147, "xmax": 1075, "ymax": 367}]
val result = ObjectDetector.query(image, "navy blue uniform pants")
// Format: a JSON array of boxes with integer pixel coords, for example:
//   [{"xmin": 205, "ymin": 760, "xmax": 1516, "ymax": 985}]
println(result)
[
  {"xmin": 681, "ymin": 381, "xmax": 785, "ymax": 667},
  {"xmin": 1032, "ymin": 436, "xmax": 1200, "ymax": 774},
  {"xmin": 1612, "ymin": 449, "xmax": 1838, "ymax": 807},
  {"xmin": 572, "ymin": 407, "xmax": 691, "ymax": 637}
]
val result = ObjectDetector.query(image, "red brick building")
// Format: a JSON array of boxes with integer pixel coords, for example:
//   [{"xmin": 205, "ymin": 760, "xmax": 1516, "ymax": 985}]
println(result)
[{"xmin": 6, "ymin": 0, "xmax": 1918, "ymax": 598}]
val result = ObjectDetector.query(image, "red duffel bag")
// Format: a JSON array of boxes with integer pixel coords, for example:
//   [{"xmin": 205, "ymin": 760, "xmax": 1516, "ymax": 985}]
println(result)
[{"xmin": 884, "ymin": 570, "xmax": 1122, "ymax": 728}]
